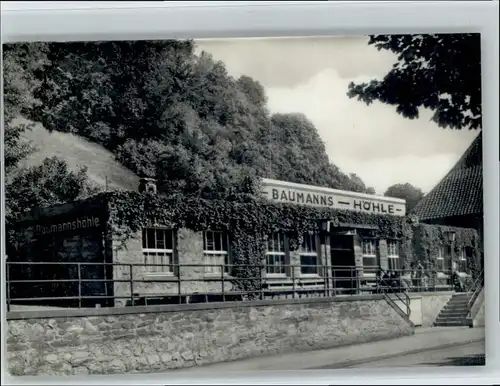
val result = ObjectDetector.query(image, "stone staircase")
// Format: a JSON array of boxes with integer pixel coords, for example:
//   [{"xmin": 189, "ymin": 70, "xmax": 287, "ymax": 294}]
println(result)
[{"xmin": 434, "ymin": 292, "xmax": 472, "ymax": 327}]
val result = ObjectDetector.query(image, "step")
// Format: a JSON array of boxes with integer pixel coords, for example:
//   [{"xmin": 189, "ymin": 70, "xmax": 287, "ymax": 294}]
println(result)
[
  {"xmin": 439, "ymin": 311, "xmax": 469, "ymax": 318},
  {"xmin": 436, "ymin": 314, "xmax": 467, "ymax": 321},
  {"xmin": 434, "ymin": 317, "xmax": 468, "ymax": 323},
  {"xmin": 447, "ymin": 299, "xmax": 470, "ymax": 304},
  {"xmin": 448, "ymin": 298, "xmax": 470, "ymax": 302},
  {"xmin": 434, "ymin": 320, "xmax": 470, "ymax": 327},
  {"xmin": 442, "ymin": 307, "xmax": 469, "ymax": 313},
  {"xmin": 446, "ymin": 304, "xmax": 470, "ymax": 309}
]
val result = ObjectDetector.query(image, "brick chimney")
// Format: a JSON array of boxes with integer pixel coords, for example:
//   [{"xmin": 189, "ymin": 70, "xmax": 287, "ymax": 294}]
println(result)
[{"xmin": 138, "ymin": 177, "xmax": 157, "ymax": 194}]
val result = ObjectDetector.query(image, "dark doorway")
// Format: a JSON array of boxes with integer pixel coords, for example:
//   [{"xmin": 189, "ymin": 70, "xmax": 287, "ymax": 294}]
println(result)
[{"xmin": 330, "ymin": 233, "xmax": 356, "ymax": 294}]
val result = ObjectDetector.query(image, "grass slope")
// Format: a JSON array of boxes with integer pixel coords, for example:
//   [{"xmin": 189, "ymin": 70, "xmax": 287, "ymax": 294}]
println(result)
[{"xmin": 17, "ymin": 118, "xmax": 140, "ymax": 191}]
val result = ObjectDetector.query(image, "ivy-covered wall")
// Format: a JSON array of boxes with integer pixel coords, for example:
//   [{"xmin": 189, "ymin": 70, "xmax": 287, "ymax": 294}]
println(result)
[
  {"xmin": 9, "ymin": 191, "xmax": 483, "ymax": 301},
  {"xmin": 102, "ymin": 191, "xmax": 482, "ymax": 294},
  {"xmin": 409, "ymin": 223, "xmax": 482, "ymax": 274}
]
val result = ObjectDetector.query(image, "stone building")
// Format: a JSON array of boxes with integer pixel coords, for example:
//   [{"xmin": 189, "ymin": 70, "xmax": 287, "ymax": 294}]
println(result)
[{"xmin": 8, "ymin": 178, "xmax": 481, "ymax": 308}]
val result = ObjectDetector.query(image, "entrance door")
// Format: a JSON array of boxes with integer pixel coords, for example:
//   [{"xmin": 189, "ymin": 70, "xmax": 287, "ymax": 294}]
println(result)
[{"xmin": 330, "ymin": 234, "xmax": 356, "ymax": 294}]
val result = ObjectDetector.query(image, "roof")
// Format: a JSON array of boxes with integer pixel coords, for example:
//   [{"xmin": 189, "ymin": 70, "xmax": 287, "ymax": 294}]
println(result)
[{"xmin": 412, "ymin": 132, "xmax": 483, "ymax": 221}]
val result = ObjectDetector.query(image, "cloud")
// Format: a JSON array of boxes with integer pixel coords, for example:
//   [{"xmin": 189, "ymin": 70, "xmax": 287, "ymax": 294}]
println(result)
[
  {"xmin": 265, "ymin": 68, "xmax": 477, "ymax": 193},
  {"xmin": 196, "ymin": 36, "xmax": 479, "ymax": 194}
]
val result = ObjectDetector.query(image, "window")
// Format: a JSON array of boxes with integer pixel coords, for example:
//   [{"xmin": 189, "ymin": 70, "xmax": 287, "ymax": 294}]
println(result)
[
  {"xmin": 387, "ymin": 240, "xmax": 400, "ymax": 271},
  {"xmin": 299, "ymin": 233, "xmax": 319, "ymax": 275},
  {"xmin": 436, "ymin": 245, "xmax": 446, "ymax": 272},
  {"xmin": 458, "ymin": 247, "xmax": 467, "ymax": 273},
  {"xmin": 362, "ymin": 239, "xmax": 378, "ymax": 267},
  {"xmin": 266, "ymin": 233, "xmax": 287, "ymax": 276},
  {"xmin": 203, "ymin": 231, "xmax": 230, "ymax": 275},
  {"xmin": 142, "ymin": 228, "xmax": 176, "ymax": 274}
]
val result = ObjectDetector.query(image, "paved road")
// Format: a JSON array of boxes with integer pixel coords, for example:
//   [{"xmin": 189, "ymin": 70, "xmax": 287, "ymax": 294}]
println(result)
[{"xmin": 322, "ymin": 341, "xmax": 485, "ymax": 369}]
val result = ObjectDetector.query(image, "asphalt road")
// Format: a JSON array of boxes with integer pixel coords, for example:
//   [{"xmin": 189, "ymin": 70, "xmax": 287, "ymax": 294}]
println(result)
[{"xmin": 339, "ymin": 341, "xmax": 485, "ymax": 368}]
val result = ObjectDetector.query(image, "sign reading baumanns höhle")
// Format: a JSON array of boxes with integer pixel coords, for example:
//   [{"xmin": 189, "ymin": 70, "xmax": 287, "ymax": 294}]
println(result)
[{"xmin": 261, "ymin": 178, "xmax": 406, "ymax": 217}]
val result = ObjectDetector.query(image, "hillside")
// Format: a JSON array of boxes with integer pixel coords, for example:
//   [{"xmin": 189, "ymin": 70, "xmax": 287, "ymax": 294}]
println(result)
[{"xmin": 16, "ymin": 118, "xmax": 140, "ymax": 192}]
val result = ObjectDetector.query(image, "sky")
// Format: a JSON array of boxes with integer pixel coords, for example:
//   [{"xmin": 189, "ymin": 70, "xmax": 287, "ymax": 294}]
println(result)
[{"xmin": 195, "ymin": 36, "xmax": 479, "ymax": 195}]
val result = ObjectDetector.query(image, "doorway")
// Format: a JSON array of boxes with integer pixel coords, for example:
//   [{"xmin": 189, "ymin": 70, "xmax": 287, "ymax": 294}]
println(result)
[{"xmin": 330, "ymin": 233, "xmax": 356, "ymax": 294}]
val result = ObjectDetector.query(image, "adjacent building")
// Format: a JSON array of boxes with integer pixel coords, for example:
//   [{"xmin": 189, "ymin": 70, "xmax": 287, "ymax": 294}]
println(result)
[
  {"xmin": 412, "ymin": 132, "xmax": 483, "ymax": 236},
  {"xmin": 412, "ymin": 132, "xmax": 483, "ymax": 272}
]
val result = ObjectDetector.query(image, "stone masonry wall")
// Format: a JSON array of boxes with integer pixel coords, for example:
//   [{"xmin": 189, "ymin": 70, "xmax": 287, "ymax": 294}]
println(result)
[
  {"xmin": 420, "ymin": 292, "xmax": 454, "ymax": 327},
  {"xmin": 7, "ymin": 296, "xmax": 414, "ymax": 376},
  {"xmin": 472, "ymin": 288, "xmax": 485, "ymax": 328},
  {"xmin": 113, "ymin": 228, "xmax": 231, "ymax": 306},
  {"xmin": 473, "ymin": 301, "xmax": 485, "ymax": 327}
]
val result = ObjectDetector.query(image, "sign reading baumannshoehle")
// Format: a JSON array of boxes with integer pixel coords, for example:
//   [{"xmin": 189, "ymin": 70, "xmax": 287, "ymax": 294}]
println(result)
[
  {"xmin": 260, "ymin": 178, "xmax": 406, "ymax": 216},
  {"xmin": 34, "ymin": 216, "xmax": 102, "ymax": 235}
]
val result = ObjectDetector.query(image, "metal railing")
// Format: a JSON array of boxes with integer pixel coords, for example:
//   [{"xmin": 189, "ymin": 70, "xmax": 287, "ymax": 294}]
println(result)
[
  {"xmin": 378, "ymin": 267, "xmax": 411, "ymax": 318},
  {"xmin": 466, "ymin": 269, "xmax": 484, "ymax": 314},
  {"xmin": 5, "ymin": 261, "xmax": 455, "ymax": 312}
]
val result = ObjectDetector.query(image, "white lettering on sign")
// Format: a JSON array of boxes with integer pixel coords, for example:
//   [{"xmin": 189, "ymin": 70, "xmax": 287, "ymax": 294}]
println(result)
[
  {"xmin": 261, "ymin": 178, "xmax": 406, "ymax": 217},
  {"xmin": 35, "ymin": 216, "xmax": 101, "ymax": 235}
]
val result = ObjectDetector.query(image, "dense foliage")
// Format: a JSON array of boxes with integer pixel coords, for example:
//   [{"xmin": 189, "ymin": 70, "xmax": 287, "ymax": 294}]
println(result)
[
  {"xmin": 412, "ymin": 224, "xmax": 482, "ymax": 278},
  {"xmin": 348, "ymin": 34, "xmax": 482, "ymax": 130},
  {"xmin": 384, "ymin": 183, "xmax": 425, "ymax": 213},
  {"xmin": 2, "ymin": 43, "xmax": 48, "ymax": 174},
  {"xmin": 22, "ymin": 40, "xmax": 374, "ymax": 198},
  {"xmin": 3, "ymin": 44, "xmax": 96, "ymax": 228}
]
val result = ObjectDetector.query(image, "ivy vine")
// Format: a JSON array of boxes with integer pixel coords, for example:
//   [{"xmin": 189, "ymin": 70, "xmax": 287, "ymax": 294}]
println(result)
[{"xmin": 100, "ymin": 191, "xmax": 482, "ymax": 294}]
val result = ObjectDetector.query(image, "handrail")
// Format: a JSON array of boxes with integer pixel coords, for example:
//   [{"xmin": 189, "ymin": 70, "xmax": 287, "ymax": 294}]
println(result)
[
  {"xmin": 466, "ymin": 269, "xmax": 484, "ymax": 312},
  {"xmin": 377, "ymin": 267, "xmax": 411, "ymax": 319},
  {"xmin": 6, "ymin": 261, "xmax": 448, "ymax": 312}
]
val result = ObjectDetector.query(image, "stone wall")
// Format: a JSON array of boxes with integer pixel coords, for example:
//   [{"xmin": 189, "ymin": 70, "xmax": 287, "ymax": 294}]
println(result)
[
  {"xmin": 112, "ymin": 229, "xmax": 232, "ymax": 307},
  {"xmin": 419, "ymin": 292, "xmax": 454, "ymax": 327},
  {"xmin": 473, "ymin": 302, "xmax": 485, "ymax": 327},
  {"xmin": 388, "ymin": 291, "xmax": 453, "ymax": 327},
  {"xmin": 471, "ymin": 288, "xmax": 485, "ymax": 327},
  {"xmin": 7, "ymin": 296, "xmax": 414, "ymax": 376}
]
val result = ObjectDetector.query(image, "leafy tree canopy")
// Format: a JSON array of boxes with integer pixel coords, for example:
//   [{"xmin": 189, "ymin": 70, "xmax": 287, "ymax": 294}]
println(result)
[
  {"xmin": 5, "ymin": 157, "xmax": 98, "ymax": 223},
  {"xmin": 2, "ymin": 43, "xmax": 49, "ymax": 174},
  {"xmin": 22, "ymin": 40, "xmax": 375, "ymax": 197},
  {"xmin": 384, "ymin": 182, "xmax": 425, "ymax": 213},
  {"xmin": 348, "ymin": 34, "xmax": 481, "ymax": 130}
]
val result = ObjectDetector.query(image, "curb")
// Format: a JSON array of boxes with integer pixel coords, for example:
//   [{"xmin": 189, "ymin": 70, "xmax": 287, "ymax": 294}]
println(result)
[{"xmin": 310, "ymin": 338, "xmax": 484, "ymax": 369}]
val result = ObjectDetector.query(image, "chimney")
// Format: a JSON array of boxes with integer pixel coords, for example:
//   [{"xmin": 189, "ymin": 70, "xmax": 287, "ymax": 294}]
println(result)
[{"xmin": 138, "ymin": 177, "xmax": 157, "ymax": 194}]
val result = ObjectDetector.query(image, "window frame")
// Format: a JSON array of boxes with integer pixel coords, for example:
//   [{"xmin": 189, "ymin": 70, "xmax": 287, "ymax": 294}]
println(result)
[
  {"xmin": 299, "ymin": 232, "xmax": 321, "ymax": 276},
  {"xmin": 142, "ymin": 227, "xmax": 177, "ymax": 276},
  {"xmin": 265, "ymin": 232, "xmax": 289, "ymax": 277},
  {"xmin": 457, "ymin": 247, "xmax": 467, "ymax": 273},
  {"xmin": 203, "ymin": 230, "xmax": 231, "ymax": 276},
  {"xmin": 361, "ymin": 238, "xmax": 378, "ymax": 269},
  {"xmin": 387, "ymin": 239, "xmax": 401, "ymax": 271},
  {"xmin": 436, "ymin": 245, "xmax": 446, "ymax": 272}
]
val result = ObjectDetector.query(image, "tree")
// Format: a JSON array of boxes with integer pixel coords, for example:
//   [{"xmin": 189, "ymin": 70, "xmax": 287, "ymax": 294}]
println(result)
[
  {"xmin": 384, "ymin": 183, "xmax": 425, "ymax": 213},
  {"xmin": 5, "ymin": 157, "xmax": 99, "ymax": 223},
  {"xmin": 28, "ymin": 40, "xmax": 375, "ymax": 197},
  {"xmin": 2, "ymin": 43, "xmax": 49, "ymax": 174},
  {"xmin": 347, "ymin": 34, "xmax": 481, "ymax": 130}
]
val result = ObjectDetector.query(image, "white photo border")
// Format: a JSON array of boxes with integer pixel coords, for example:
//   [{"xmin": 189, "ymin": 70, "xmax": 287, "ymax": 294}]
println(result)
[{"xmin": 1, "ymin": 1, "xmax": 499, "ymax": 385}]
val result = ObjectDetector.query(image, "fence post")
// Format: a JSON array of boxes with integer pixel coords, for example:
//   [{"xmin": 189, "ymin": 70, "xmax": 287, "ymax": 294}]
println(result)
[
  {"xmin": 177, "ymin": 271, "xmax": 182, "ymax": 304},
  {"xmin": 221, "ymin": 265, "xmax": 225, "ymax": 302},
  {"xmin": 129, "ymin": 264, "xmax": 134, "ymax": 306},
  {"xmin": 6, "ymin": 262, "xmax": 10, "ymax": 312},
  {"xmin": 332, "ymin": 267, "xmax": 336, "ymax": 296},
  {"xmin": 77, "ymin": 263, "xmax": 82, "ymax": 308},
  {"xmin": 259, "ymin": 265, "xmax": 263, "ymax": 300},
  {"xmin": 350, "ymin": 267, "xmax": 354, "ymax": 294},
  {"xmin": 292, "ymin": 266, "xmax": 296, "ymax": 299}
]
